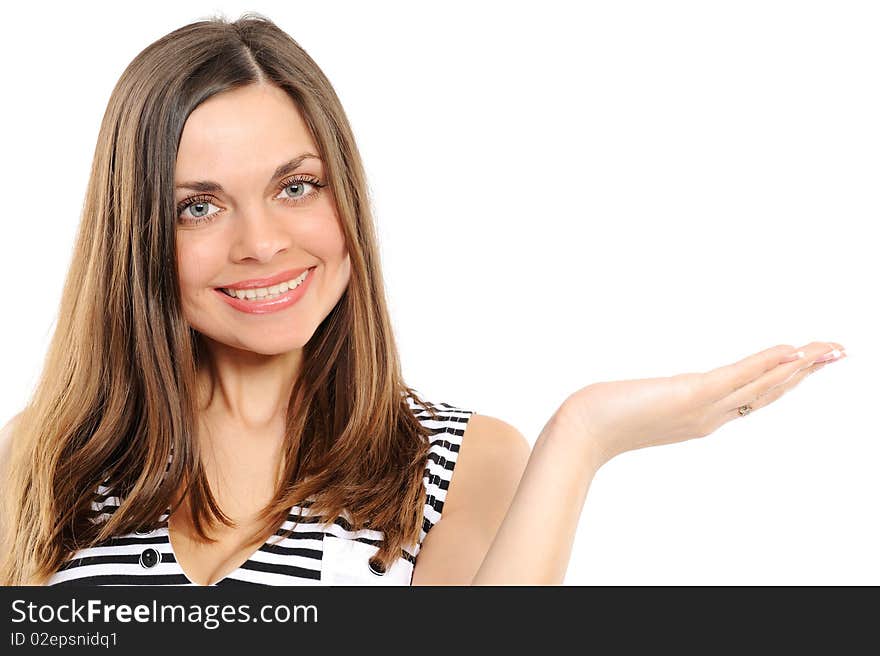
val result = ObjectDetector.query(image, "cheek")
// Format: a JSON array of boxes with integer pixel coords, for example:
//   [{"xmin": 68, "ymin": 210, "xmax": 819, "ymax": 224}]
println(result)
[
  {"xmin": 297, "ymin": 208, "xmax": 347, "ymax": 259},
  {"xmin": 175, "ymin": 236, "xmax": 222, "ymax": 301},
  {"xmin": 309, "ymin": 209, "xmax": 351, "ymax": 290}
]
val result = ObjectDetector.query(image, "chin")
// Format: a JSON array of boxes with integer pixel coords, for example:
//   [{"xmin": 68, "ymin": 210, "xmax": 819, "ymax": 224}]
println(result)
[
  {"xmin": 192, "ymin": 328, "xmax": 309, "ymax": 357},
  {"xmin": 230, "ymin": 337, "xmax": 308, "ymax": 356}
]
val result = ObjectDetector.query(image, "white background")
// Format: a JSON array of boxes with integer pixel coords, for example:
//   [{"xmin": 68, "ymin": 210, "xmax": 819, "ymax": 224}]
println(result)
[{"xmin": 1, "ymin": 1, "xmax": 876, "ymax": 584}]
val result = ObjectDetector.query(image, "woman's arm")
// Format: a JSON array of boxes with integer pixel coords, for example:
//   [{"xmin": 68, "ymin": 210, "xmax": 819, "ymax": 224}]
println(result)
[
  {"xmin": 410, "ymin": 414, "xmax": 532, "ymax": 585},
  {"xmin": 472, "ymin": 341, "xmax": 845, "ymax": 585},
  {"xmin": 471, "ymin": 408, "xmax": 598, "ymax": 585}
]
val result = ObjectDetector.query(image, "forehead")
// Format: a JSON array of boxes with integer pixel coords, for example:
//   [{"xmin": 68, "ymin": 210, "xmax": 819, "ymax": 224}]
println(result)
[{"xmin": 175, "ymin": 84, "xmax": 319, "ymax": 180}]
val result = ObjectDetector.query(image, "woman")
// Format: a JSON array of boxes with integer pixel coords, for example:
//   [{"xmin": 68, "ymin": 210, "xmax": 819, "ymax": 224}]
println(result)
[{"xmin": 0, "ymin": 13, "xmax": 845, "ymax": 586}]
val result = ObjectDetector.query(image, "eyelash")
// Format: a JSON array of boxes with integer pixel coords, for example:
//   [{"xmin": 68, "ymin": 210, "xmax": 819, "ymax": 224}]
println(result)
[{"xmin": 176, "ymin": 175, "xmax": 327, "ymax": 225}]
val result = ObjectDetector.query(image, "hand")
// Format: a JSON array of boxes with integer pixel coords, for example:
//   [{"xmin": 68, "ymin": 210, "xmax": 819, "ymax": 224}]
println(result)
[{"xmin": 559, "ymin": 341, "xmax": 847, "ymax": 469}]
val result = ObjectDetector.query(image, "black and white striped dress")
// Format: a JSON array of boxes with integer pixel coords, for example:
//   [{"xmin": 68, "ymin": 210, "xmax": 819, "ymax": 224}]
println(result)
[{"xmin": 46, "ymin": 394, "xmax": 476, "ymax": 586}]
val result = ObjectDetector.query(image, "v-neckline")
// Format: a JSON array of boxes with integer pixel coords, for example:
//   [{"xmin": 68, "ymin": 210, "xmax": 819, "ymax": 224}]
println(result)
[{"xmin": 161, "ymin": 507, "xmax": 274, "ymax": 586}]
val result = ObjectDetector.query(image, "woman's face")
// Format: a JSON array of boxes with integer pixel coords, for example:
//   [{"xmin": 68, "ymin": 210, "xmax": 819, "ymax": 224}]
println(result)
[{"xmin": 174, "ymin": 83, "xmax": 351, "ymax": 356}]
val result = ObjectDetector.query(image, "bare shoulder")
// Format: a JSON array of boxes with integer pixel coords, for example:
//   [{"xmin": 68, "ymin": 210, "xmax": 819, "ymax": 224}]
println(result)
[
  {"xmin": 411, "ymin": 412, "xmax": 531, "ymax": 585},
  {"xmin": 441, "ymin": 413, "xmax": 531, "ymax": 518},
  {"xmin": 0, "ymin": 411, "xmax": 24, "ymax": 470},
  {"xmin": 0, "ymin": 411, "xmax": 24, "ymax": 545}
]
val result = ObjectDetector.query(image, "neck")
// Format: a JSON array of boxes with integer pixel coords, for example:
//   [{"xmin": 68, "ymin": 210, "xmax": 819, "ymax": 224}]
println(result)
[{"xmin": 197, "ymin": 336, "xmax": 303, "ymax": 430}]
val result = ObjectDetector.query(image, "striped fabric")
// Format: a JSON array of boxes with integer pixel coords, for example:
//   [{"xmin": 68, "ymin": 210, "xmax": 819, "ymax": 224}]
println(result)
[{"xmin": 45, "ymin": 393, "xmax": 476, "ymax": 586}]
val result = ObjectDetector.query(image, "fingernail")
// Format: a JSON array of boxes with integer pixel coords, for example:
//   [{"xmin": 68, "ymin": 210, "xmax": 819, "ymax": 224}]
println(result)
[
  {"xmin": 814, "ymin": 348, "xmax": 845, "ymax": 363},
  {"xmin": 779, "ymin": 350, "xmax": 806, "ymax": 363}
]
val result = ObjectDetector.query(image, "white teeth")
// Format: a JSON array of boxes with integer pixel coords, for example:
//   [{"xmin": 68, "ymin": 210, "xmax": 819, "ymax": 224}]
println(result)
[{"xmin": 222, "ymin": 268, "xmax": 311, "ymax": 301}]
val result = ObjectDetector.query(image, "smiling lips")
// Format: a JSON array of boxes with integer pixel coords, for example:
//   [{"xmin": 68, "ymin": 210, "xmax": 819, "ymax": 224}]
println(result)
[
  {"xmin": 220, "ymin": 268, "xmax": 311, "ymax": 300},
  {"xmin": 214, "ymin": 266, "xmax": 316, "ymax": 314},
  {"xmin": 219, "ymin": 266, "xmax": 313, "ymax": 291}
]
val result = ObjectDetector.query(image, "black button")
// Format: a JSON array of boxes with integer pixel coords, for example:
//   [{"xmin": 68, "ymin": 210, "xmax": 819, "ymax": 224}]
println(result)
[
  {"xmin": 139, "ymin": 548, "xmax": 160, "ymax": 569},
  {"xmin": 368, "ymin": 557, "xmax": 386, "ymax": 576},
  {"xmin": 134, "ymin": 527, "xmax": 153, "ymax": 536}
]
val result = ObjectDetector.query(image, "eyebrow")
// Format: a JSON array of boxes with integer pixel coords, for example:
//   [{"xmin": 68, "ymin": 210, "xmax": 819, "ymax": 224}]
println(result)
[{"xmin": 175, "ymin": 153, "xmax": 322, "ymax": 193}]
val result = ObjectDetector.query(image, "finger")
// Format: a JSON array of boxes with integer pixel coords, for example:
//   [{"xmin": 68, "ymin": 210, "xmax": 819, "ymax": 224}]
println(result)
[
  {"xmin": 715, "ymin": 341, "xmax": 845, "ymax": 419},
  {"xmin": 701, "ymin": 342, "xmax": 826, "ymax": 404},
  {"xmin": 718, "ymin": 355, "xmax": 842, "ymax": 422}
]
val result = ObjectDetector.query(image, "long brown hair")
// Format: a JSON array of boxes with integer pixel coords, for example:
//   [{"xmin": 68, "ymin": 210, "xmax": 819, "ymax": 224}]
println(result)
[{"xmin": 0, "ymin": 11, "xmax": 442, "ymax": 585}]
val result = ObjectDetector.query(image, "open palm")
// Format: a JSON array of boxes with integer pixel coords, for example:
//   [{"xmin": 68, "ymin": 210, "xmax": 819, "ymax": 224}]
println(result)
[{"xmin": 560, "ymin": 341, "xmax": 847, "ymax": 469}]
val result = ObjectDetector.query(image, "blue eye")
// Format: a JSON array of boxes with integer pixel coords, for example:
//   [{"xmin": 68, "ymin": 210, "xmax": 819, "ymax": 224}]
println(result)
[
  {"xmin": 278, "ymin": 178, "xmax": 323, "ymax": 202},
  {"xmin": 178, "ymin": 198, "xmax": 221, "ymax": 224},
  {"xmin": 176, "ymin": 175, "xmax": 327, "ymax": 226}
]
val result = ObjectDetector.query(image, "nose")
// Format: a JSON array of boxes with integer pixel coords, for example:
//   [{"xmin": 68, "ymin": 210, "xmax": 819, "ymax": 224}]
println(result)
[{"xmin": 230, "ymin": 203, "xmax": 292, "ymax": 263}]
